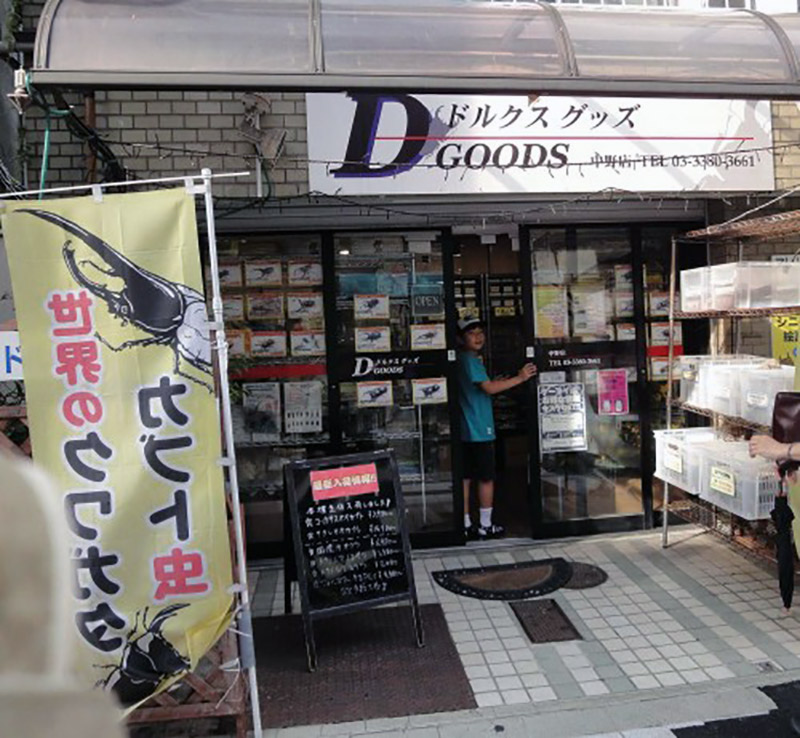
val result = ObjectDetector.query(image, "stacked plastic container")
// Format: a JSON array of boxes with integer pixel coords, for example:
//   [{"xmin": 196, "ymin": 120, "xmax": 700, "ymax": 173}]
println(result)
[
  {"xmin": 739, "ymin": 365, "xmax": 795, "ymax": 427},
  {"xmin": 653, "ymin": 431, "xmax": 780, "ymax": 520},
  {"xmin": 680, "ymin": 261, "xmax": 800, "ymax": 312},
  {"xmin": 677, "ymin": 354, "xmax": 775, "ymax": 413},
  {"xmin": 699, "ymin": 441, "xmax": 780, "ymax": 520}
]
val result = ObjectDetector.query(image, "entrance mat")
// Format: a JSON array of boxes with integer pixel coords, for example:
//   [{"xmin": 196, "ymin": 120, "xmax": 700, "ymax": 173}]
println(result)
[
  {"xmin": 432, "ymin": 558, "xmax": 573, "ymax": 601},
  {"xmin": 252, "ymin": 603, "xmax": 475, "ymax": 729},
  {"xmin": 564, "ymin": 562, "xmax": 608, "ymax": 590},
  {"xmin": 510, "ymin": 599, "xmax": 583, "ymax": 644}
]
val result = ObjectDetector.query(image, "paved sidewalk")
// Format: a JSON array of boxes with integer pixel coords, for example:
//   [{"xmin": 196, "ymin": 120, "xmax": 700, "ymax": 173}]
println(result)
[{"xmin": 247, "ymin": 526, "xmax": 800, "ymax": 737}]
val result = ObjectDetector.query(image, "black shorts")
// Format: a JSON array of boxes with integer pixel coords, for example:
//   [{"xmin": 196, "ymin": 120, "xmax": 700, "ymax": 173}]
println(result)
[{"xmin": 462, "ymin": 441, "xmax": 495, "ymax": 482}]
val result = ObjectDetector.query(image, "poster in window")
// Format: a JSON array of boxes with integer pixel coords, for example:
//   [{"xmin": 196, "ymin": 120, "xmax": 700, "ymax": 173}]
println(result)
[
  {"xmin": 412, "ymin": 377, "xmax": 448, "ymax": 405},
  {"xmin": 250, "ymin": 330, "xmax": 287, "ymax": 357},
  {"xmin": 291, "ymin": 330, "xmax": 326, "ymax": 356},
  {"xmin": 217, "ymin": 261, "xmax": 243, "ymax": 287},
  {"xmin": 226, "ymin": 329, "xmax": 248, "ymax": 357},
  {"xmin": 615, "ymin": 323, "xmax": 636, "ymax": 342},
  {"xmin": 243, "ymin": 382, "xmax": 281, "ymax": 442},
  {"xmin": 649, "ymin": 322, "xmax": 683, "ymax": 347},
  {"xmin": 222, "ymin": 295, "xmax": 245, "ymax": 322},
  {"xmin": 247, "ymin": 293, "xmax": 284, "ymax": 321},
  {"xmin": 288, "ymin": 260, "xmax": 323, "ymax": 285},
  {"xmin": 572, "ymin": 285, "xmax": 610, "ymax": 339},
  {"xmin": 287, "ymin": 292, "xmax": 324, "ymax": 319},
  {"xmin": 354, "ymin": 294, "xmax": 390, "ymax": 320},
  {"xmin": 355, "ymin": 326, "xmax": 391, "ymax": 353},
  {"xmin": 285, "ymin": 381, "xmax": 323, "ymax": 433},
  {"xmin": 538, "ymin": 382, "xmax": 588, "ymax": 453},
  {"xmin": 410, "ymin": 323, "xmax": 446, "ymax": 350},
  {"xmin": 597, "ymin": 368, "xmax": 630, "ymax": 416},
  {"xmin": 533, "ymin": 285, "xmax": 568, "ymax": 339},
  {"xmin": 615, "ymin": 292, "xmax": 635, "ymax": 318},
  {"xmin": 245, "ymin": 260, "xmax": 282, "ymax": 287},
  {"xmin": 357, "ymin": 381, "xmax": 394, "ymax": 408}
]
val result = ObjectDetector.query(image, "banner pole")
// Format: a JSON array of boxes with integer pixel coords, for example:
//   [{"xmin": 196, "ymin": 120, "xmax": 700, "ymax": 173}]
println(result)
[{"xmin": 200, "ymin": 168, "xmax": 263, "ymax": 736}]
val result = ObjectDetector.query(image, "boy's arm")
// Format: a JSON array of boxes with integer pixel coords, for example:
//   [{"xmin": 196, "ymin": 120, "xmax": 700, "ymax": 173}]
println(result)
[{"xmin": 479, "ymin": 363, "xmax": 536, "ymax": 396}]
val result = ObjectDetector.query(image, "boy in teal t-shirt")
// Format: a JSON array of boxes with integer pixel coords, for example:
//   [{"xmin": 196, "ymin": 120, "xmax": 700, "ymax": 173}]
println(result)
[{"xmin": 457, "ymin": 316, "xmax": 536, "ymax": 540}]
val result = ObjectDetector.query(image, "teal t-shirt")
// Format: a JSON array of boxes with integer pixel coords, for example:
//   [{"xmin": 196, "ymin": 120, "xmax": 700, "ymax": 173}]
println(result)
[{"xmin": 457, "ymin": 351, "xmax": 495, "ymax": 442}]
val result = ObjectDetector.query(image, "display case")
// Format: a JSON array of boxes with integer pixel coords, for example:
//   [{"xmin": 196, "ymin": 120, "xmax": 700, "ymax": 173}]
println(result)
[{"xmin": 213, "ymin": 234, "xmax": 331, "ymax": 550}]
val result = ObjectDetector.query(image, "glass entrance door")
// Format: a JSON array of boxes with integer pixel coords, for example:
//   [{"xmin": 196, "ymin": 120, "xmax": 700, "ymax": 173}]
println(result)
[{"xmin": 526, "ymin": 227, "xmax": 647, "ymax": 537}]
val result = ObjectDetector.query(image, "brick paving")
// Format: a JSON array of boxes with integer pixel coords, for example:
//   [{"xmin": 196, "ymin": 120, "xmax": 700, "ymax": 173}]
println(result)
[{"xmin": 244, "ymin": 527, "xmax": 800, "ymax": 737}]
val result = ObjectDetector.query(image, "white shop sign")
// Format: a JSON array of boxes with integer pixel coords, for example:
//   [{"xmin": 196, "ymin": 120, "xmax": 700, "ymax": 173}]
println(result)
[{"xmin": 307, "ymin": 94, "xmax": 774, "ymax": 196}]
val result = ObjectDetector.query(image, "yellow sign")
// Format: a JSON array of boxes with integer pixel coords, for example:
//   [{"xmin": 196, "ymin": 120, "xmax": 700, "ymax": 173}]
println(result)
[
  {"xmin": 771, "ymin": 314, "xmax": 800, "ymax": 363},
  {"xmin": 3, "ymin": 188, "xmax": 233, "ymax": 708}
]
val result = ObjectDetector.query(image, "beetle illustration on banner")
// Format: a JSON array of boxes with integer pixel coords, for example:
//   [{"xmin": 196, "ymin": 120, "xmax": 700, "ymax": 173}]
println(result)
[{"xmin": 2, "ymin": 188, "xmax": 233, "ymax": 708}]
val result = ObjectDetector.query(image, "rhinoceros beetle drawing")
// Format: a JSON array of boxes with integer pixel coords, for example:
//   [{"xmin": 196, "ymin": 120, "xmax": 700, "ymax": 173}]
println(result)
[
  {"xmin": 19, "ymin": 209, "xmax": 213, "ymax": 391},
  {"xmin": 96, "ymin": 603, "xmax": 190, "ymax": 707}
]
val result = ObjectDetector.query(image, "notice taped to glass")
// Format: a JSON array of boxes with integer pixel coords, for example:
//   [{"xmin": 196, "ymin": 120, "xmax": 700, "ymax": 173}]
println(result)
[
  {"xmin": 284, "ymin": 450, "xmax": 424, "ymax": 669},
  {"xmin": 538, "ymin": 382, "xmax": 588, "ymax": 453}
]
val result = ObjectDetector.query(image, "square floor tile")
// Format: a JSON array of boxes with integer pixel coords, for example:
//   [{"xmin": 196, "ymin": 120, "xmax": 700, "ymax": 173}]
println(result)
[{"xmin": 529, "ymin": 686, "xmax": 558, "ymax": 702}]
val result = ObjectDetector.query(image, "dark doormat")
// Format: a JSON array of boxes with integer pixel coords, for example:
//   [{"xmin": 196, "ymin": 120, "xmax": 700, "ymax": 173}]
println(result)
[
  {"xmin": 253, "ymin": 603, "xmax": 476, "ymax": 729},
  {"xmin": 510, "ymin": 599, "xmax": 583, "ymax": 644},
  {"xmin": 432, "ymin": 558, "xmax": 573, "ymax": 600},
  {"xmin": 564, "ymin": 562, "xmax": 608, "ymax": 589}
]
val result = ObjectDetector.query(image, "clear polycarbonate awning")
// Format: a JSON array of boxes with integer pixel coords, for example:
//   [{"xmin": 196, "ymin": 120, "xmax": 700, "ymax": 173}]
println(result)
[{"xmin": 30, "ymin": 0, "xmax": 800, "ymax": 97}]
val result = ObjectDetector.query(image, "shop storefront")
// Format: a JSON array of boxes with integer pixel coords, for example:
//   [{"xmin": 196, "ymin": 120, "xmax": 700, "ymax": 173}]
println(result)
[{"xmin": 213, "ymin": 219, "xmax": 716, "ymax": 559}]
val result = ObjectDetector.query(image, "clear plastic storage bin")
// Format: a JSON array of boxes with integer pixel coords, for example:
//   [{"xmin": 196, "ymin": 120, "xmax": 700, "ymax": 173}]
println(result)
[
  {"xmin": 739, "ymin": 364, "xmax": 794, "ymax": 427},
  {"xmin": 680, "ymin": 267, "xmax": 709, "ymax": 313},
  {"xmin": 699, "ymin": 442, "xmax": 780, "ymax": 520},
  {"xmin": 653, "ymin": 428, "xmax": 717, "ymax": 493},
  {"xmin": 732, "ymin": 261, "xmax": 800, "ymax": 309},
  {"xmin": 693, "ymin": 355, "xmax": 765, "ymax": 411},
  {"xmin": 709, "ymin": 263, "xmax": 738, "ymax": 310},
  {"xmin": 677, "ymin": 355, "xmax": 704, "ymax": 407}
]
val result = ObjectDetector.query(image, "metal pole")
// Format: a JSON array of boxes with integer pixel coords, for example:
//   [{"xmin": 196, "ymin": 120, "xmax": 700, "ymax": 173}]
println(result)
[
  {"xmin": 663, "ymin": 235, "xmax": 678, "ymax": 549},
  {"xmin": 201, "ymin": 168, "xmax": 263, "ymax": 737}
]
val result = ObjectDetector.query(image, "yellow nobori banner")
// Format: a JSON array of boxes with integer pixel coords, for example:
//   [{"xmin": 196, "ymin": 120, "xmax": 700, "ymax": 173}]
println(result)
[{"xmin": 3, "ymin": 188, "xmax": 233, "ymax": 708}]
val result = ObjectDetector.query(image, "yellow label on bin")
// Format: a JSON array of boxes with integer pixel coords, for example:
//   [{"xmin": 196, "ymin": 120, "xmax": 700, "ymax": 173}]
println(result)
[
  {"xmin": 664, "ymin": 446, "xmax": 683, "ymax": 475},
  {"xmin": 710, "ymin": 466, "xmax": 736, "ymax": 496}
]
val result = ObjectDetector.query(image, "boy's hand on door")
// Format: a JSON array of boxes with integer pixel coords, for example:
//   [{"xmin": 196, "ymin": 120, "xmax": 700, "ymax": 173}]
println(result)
[{"xmin": 518, "ymin": 363, "xmax": 536, "ymax": 382}]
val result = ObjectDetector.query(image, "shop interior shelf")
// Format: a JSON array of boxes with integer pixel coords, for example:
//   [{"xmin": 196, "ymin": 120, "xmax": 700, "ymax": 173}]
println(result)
[
  {"xmin": 235, "ymin": 439, "xmax": 330, "ymax": 448},
  {"xmin": 675, "ymin": 305, "xmax": 800, "ymax": 319},
  {"xmin": 671, "ymin": 401, "xmax": 771, "ymax": 435}
]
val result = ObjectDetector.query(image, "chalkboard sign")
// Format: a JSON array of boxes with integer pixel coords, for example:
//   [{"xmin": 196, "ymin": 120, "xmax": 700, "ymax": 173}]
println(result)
[{"xmin": 284, "ymin": 449, "xmax": 424, "ymax": 670}]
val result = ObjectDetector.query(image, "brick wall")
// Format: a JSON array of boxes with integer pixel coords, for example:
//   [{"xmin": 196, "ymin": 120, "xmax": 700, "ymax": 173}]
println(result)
[{"xmin": 21, "ymin": 90, "xmax": 309, "ymax": 199}]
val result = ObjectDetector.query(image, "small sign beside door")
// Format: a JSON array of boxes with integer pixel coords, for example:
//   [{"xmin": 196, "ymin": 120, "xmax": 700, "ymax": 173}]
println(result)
[{"xmin": 538, "ymin": 382, "xmax": 588, "ymax": 453}]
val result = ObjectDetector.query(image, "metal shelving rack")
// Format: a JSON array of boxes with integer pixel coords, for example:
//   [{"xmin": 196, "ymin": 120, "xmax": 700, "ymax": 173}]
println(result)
[{"xmin": 662, "ymin": 209, "xmax": 800, "ymax": 550}]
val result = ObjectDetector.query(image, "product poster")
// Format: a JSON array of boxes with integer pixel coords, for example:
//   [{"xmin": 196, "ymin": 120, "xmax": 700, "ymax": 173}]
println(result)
[
  {"xmin": 649, "ymin": 357, "xmax": 673, "ymax": 381},
  {"xmin": 250, "ymin": 330, "xmax": 287, "ymax": 357},
  {"xmin": 226, "ymin": 329, "xmax": 248, "ymax": 357},
  {"xmin": 412, "ymin": 377, "xmax": 448, "ymax": 405},
  {"xmin": 614, "ymin": 264, "xmax": 633, "ymax": 290},
  {"xmin": 616, "ymin": 323, "xmax": 636, "ymax": 342},
  {"xmin": 649, "ymin": 292, "xmax": 672, "ymax": 317},
  {"xmin": 615, "ymin": 292, "xmax": 635, "ymax": 318},
  {"xmin": 244, "ymin": 260, "xmax": 282, "ymax": 287},
  {"xmin": 538, "ymin": 382, "xmax": 588, "ymax": 453},
  {"xmin": 597, "ymin": 368, "xmax": 630, "ymax": 416},
  {"xmin": 355, "ymin": 325, "xmax": 391, "ymax": 352},
  {"xmin": 290, "ymin": 330, "xmax": 326, "ymax": 356},
  {"xmin": 2, "ymin": 188, "xmax": 233, "ymax": 708},
  {"xmin": 222, "ymin": 295, "xmax": 245, "ymax": 322},
  {"xmin": 288, "ymin": 260, "xmax": 323, "ymax": 285},
  {"xmin": 284, "ymin": 380, "xmax": 323, "ymax": 433},
  {"xmin": 650, "ymin": 322, "xmax": 683, "ymax": 347},
  {"xmin": 247, "ymin": 293, "xmax": 284, "ymax": 321},
  {"xmin": 572, "ymin": 285, "xmax": 610, "ymax": 339},
  {"xmin": 410, "ymin": 323, "xmax": 446, "ymax": 350},
  {"xmin": 287, "ymin": 292, "xmax": 324, "ymax": 319},
  {"xmin": 533, "ymin": 285, "xmax": 568, "ymax": 339},
  {"xmin": 242, "ymin": 382, "xmax": 281, "ymax": 442},
  {"xmin": 357, "ymin": 380, "xmax": 394, "ymax": 407},
  {"xmin": 354, "ymin": 294, "xmax": 390, "ymax": 320},
  {"xmin": 217, "ymin": 261, "xmax": 242, "ymax": 287}
]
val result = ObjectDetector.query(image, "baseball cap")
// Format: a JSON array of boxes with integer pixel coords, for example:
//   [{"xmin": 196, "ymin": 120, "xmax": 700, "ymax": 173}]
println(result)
[{"xmin": 457, "ymin": 315, "xmax": 484, "ymax": 333}]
